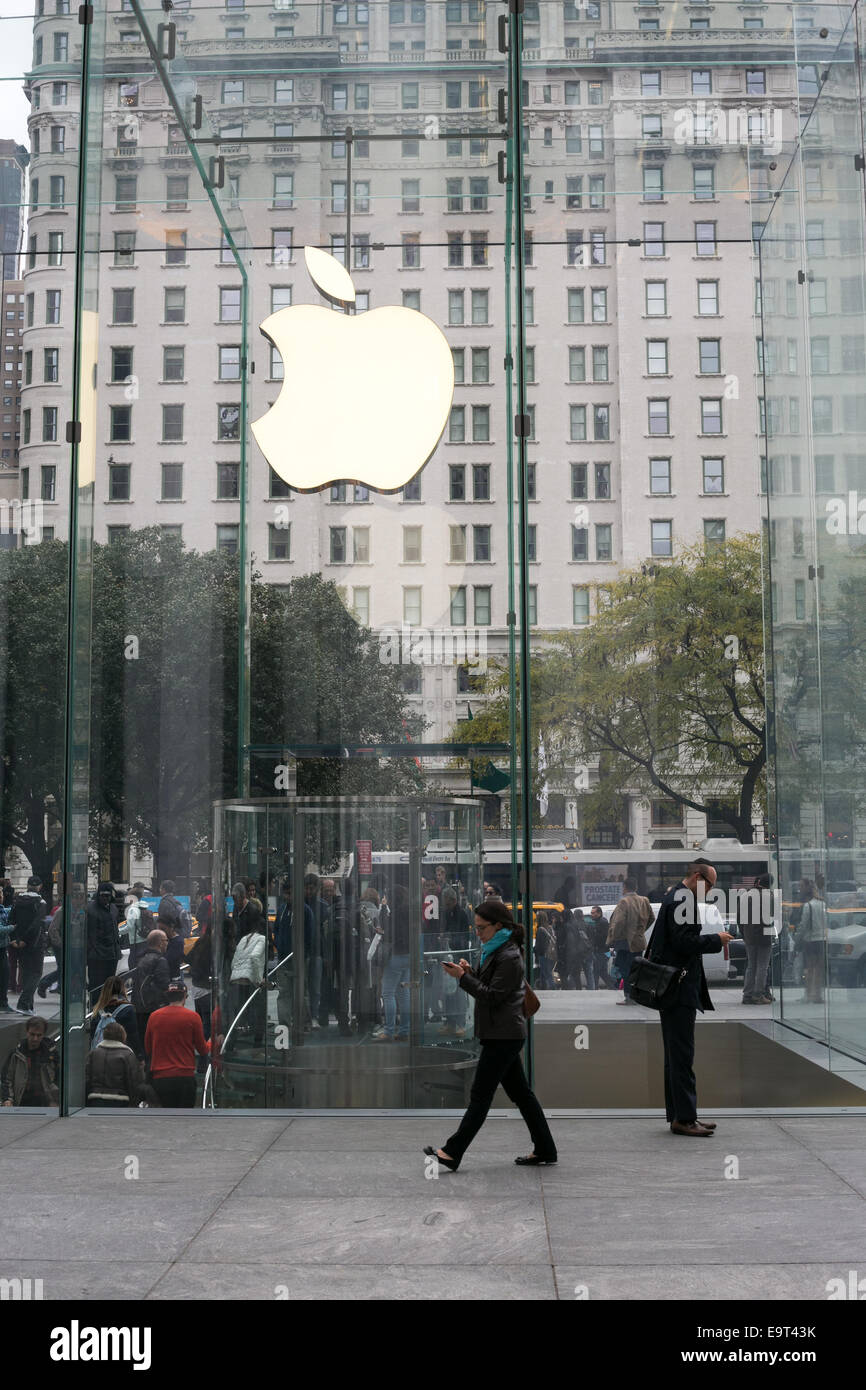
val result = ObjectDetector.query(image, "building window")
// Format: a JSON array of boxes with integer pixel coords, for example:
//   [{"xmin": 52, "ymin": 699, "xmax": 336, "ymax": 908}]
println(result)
[
  {"xmin": 402, "ymin": 234, "xmax": 420, "ymax": 269},
  {"xmin": 702, "ymin": 457, "xmax": 724, "ymax": 493},
  {"xmin": 473, "ymin": 586, "xmax": 491, "ymax": 626},
  {"xmin": 700, "ymin": 398, "xmax": 722, "ymax": 434},
  {"xmin": 107, "ymin": 462, "xmax": 130, "ymax": 501},
  {"xmin": 472, "ymin": 405, "xmax": 490, "ymax": 443},
  {"xmin": 161, "ymin": 463, "xmax": 183, "ymax": 500},
  {"xmin": 165, "ymin": 176, "xmax": 188, "ymax": 210},
  {"xmin": 473, "ymin": 524, "xmax": 491, "ymax": 562},
  {"xmin": 643, "ymin": 168, "xmax": 663, "ymax": 202},
  {"xmin": 650, "ymin": 457, "xmax": 671, "ymax": 494},
  {"xmin": 571, "ymin": 525, "xmax": 588, "ymax": 561},
  {"xmin": 693, "ymin": 166, "xmax": 715, "ymax": 201},
  {"xmin": 272, "ymin": 229, "xmax": 293, "ymax": 265},
  {"xmin": 162, "ymin": 404, "xmax": 184, "ymax": 442},
  {"xmin": 645, "ymin": 281, "xmax": 666, "ymax": 316},
  {"xmin": 697, "ymin": 280, "xmax": 719, "ymax": 315},
  {"xmin": 219, "ymin": 287, "xmax": 242, "ymax": 322},
  {"xmin": 699, "ymin": 339, "xmax": 721, "ymax": 374},
  {"xmin": 162, "ymin": 346, "xmax": 184, "ymax": 382},
  {"xmin": 217, "ymin": 405, "xmax": 240, "ymax": 441},
  {"xmin": 43, "ymin": 348, "xmax": 59, "ymax": 383},
  {"xmin": 651, "ymin": 519, "xmax": 672, "ymax": 556},
  {"xmin": 329, "ymin": 526, "xmax": 347, "ymax": 564},
  {"xmin": 704, "ymin": 519, "xmax": 725, "ymax": 550},
  {"xmin": 646, "ymin": 339, "xmax": 668, "ymax": 374},
  {"xmin": 570, "ymin": 405, "xmax": 587, "ymax": 442},
  {"xmin": 268, "ymin": 522, "xmax": 291, "ymax": 560},
  {"xmin": 110, "ymin": 405, "xmax": 131, "ymax": 442},
  {"xmin": 648, "ymin": 399, "xmax": 669, "ymax": 435},
  {"xmin": 403, "ymin": 586, "xmax": 422, "ymax": 624},
  {"xmin": 450, "ymin": 525, "xmax": 466, "ymax": 562},
  {"xmin": 42, "ymin": 408, "xmax": 58, "ymax": 443},
  {"xmin": 573, "ymin": 587, "xmax": 590, "ymax": 625},
  {"xmin": 164, "ymin": 288, "xmax": 186, "ymax": 323},
  {"xmin": 595, "ymin": 523, "xmax": 612, "ymax": 561},
  {"xmin": 695, "ymin": 221, "xmax": 717, "ymax": 256},
  {"xmin": 112, "ymin": 288, "xmax": 135, "ymax": 325},
  {"xmin": 450, "ymin": 585, "xmax": 467, "ymax": 626},
  {"xmin": 165, "ymin": 230, "xmax": 187, "ymax": 265},
  {"xmin": 472, "ymin": 463, "xmax": 490, "ymax": 500},
  {"xmin": 110, "ymin": 346, "xmax": 133, "ymax": 383},
  {"xmin": 402, "ymin": 525, "xmax": 422, "ymax": 563},
  {"xmin": 219, "ymin": 346, "xmax": 241, "ymax": 380},
  {"xmin": 568, "ymin": 288, "xmax": 584, "ymax": 323},
  {"xmin": 352, "ymin": 586, "xmax": 370, "ymax": 625},
  {"xmin": 216, "ymin": 525, "xmax": 239, "ymax": 555}
]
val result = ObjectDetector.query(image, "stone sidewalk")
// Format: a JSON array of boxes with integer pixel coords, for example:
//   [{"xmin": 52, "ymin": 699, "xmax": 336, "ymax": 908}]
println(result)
[{"xmin": 2, "ymin": 1112, "xmax": 866, "ymax": 1300}]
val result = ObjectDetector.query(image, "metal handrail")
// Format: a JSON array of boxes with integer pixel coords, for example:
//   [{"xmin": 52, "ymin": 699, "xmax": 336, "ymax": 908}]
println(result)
[{"xmin": 201, "ymin": 951, "xmax": 293, "ymax": 1110}]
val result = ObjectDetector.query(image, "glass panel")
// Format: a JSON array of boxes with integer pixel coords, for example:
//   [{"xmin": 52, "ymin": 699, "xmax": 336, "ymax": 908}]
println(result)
[{"xmin": 209, "ymin": 799, "xmax": 482, "ymax": 1107}]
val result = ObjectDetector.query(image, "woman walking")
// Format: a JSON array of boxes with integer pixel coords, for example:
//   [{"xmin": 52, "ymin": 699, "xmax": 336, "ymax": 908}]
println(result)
[{"xmin": 424, "ymin": 901, "xmax": 557, "ymax": 1171}]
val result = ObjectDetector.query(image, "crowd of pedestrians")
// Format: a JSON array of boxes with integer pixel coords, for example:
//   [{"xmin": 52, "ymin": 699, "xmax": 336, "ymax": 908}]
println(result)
[{"xmin": 0, "ymin": 857, "xmax": 837, "ymax": 1116}]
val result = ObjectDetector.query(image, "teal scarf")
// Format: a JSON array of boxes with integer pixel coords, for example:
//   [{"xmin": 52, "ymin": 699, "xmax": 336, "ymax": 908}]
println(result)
[{"xmin": 480, "ymin": 926, "xmax": 513, "ymax": 966}]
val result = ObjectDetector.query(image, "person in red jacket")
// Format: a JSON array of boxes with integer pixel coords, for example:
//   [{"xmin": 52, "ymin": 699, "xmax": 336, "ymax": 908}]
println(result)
[{"xmin": 144, "ymin": 980, "xmax": 210, "ymax": 1108}]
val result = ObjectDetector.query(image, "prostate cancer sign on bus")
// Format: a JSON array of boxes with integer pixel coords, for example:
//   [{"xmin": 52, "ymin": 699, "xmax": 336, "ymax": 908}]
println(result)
[{"xmin": 581, "ymin": 881, "xmax": 623, "ymax": 909}]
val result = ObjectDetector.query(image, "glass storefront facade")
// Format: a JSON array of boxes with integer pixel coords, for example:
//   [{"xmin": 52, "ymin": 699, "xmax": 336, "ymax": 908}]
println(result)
[{"xmin": 2, "ymin": 0, "xmax": 866, "ymax": 1112}]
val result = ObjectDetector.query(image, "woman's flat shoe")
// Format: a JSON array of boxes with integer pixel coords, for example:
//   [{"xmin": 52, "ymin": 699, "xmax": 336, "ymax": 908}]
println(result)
[
  {"xmin": 514, "ymin": 1154, "xmax": 557, "ymax": 1166},
  {"xmin": 423, "ymin": 1145, "xmax": 459, "ymax": 1172}
]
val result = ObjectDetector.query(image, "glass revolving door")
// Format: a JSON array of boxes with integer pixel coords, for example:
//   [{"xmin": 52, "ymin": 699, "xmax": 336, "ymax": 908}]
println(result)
[{"xmin": 208, "ymin": 798, "xmax": 483, "ymax": 1109}]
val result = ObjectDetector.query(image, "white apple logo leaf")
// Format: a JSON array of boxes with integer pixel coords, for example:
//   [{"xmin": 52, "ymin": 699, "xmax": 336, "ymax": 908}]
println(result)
[
  {"xmin": 252, "ymin": 246, "xmax": 455, "ymax": 494},
  {"xmin": 304, "ymin": 245, "xmax": 355, "ymax": 306}
]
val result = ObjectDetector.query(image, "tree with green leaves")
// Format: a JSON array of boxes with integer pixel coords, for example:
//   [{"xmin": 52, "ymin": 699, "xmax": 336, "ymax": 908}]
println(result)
[
  {"xmin": 452, "ymin": 535, "xmax": 767, "ymax": 844},
  {"xmin": 1, "ymin": 533, "xmax": 424, "ymax": 886}
]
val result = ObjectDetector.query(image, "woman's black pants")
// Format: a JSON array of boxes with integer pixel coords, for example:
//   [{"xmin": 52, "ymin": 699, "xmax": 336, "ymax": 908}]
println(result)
[{"xmin": 444, "ymin": 1038, "xmax": 557, "ymax": 1164}]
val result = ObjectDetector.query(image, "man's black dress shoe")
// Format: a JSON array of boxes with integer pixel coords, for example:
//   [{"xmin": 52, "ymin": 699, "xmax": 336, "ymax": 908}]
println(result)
[{"xmin": 514, "ymin": 1154, "xmax": 558, "ymax": 1166}]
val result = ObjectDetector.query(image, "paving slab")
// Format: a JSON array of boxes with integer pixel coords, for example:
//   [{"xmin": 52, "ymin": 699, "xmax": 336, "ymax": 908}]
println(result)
[
  {"xmin": 544, "ymin": 1194, "xmax": 866, "ymax": 1266},
  {"xmin": 0, "ymin": 1147, "xmax": 259, "ymax": 1196},
  {"xmin": 0, "ymin": 1116, "xmax": 56, "ymax": 1148},
  {"xmin": 235, "ymin": 1148, "xmax": 543, "ymax": 1197},
  {"xmin": 5, "ymin": 1115, "xmax": 293, "ymax": 1152},
  {"xmin": 0, "ymin": 1195, "xmax": 224, "ymax": 1262},
  {"xmin": 553, "ymin": 1264, "xmax": 857, "ymax": 1301},
  {"xmin": 0, "ymin": 1261, "xmax": 171, "ymax": 1301},
  {"xmin": 147, "ymin": 1262, "xmax": 557, "ymax": 1300},
  {"xmin": 183, "ymin": 1196, "xmax": 549, "ymax": 1266}
]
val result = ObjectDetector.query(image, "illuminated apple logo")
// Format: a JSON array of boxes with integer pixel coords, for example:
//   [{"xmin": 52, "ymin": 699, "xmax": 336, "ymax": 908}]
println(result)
[{"xmin": 252, "ymin": 246, "xmax": 455, "ymax": 493}]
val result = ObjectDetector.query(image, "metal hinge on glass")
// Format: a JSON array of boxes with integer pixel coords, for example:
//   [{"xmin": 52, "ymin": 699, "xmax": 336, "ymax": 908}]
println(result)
[
  {"xmin": 497, "ymin": 151, "xmax": 508, "ymax": 185},
  {"xmin": 66, "ymin": 420, "xmax": 82, "ymax": 445},
  {"xmin": 514, "ymin": 413, "xmax": 531, "ymax": 438},
  {"xmin": 78, "ymin": 4, "xmax": 93, "ymax": 25},
  {"xmin": 855, "ymin": 154, "xmax": 865, "ymax": 172},
  {"xmin": 808, "ymin": 565, "xmax": 824, "ymax": 581}
]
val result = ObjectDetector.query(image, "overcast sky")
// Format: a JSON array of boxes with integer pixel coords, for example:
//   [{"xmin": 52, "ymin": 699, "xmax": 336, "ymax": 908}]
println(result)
[{"xmin": 0, "ymin": 8, "xmax": 35, "ymax": 147}]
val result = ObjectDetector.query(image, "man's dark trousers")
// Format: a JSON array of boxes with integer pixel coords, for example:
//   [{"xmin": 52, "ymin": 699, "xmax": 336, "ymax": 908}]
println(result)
[{"xmin": 659, "ymin": 1003, "xmax": 698, "ymax": 1124}]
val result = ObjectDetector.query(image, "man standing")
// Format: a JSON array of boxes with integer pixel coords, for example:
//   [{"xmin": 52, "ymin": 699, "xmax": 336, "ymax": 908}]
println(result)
[
  {"xmin": 589, "ymin": 905, "xmax": 612, "ymax": 988},
  {"xmin": 144, "ymin": 979, "xmax": 210, "ymax": 1108},
  {"xmin": 10, "ymin": 876, "xmax": 48, "ymax": 1015},
  {"xmin": 321, "ymin": 877, "xmax": 352, "ymax": 1036},
  {"xmin": 130, "ymin": 928, "xmax": 171, "ymax": 1047},
  {"xmin": 607, "ymin": 878, "xmax": 654, "ymax": 1005},
  {"xmin": 85, "ymin": 881, "xmax": 121, "ymax": 1006},
  {"xmin": 650, "ymin": 859, "xmax": 732, "ymax": 1137}
]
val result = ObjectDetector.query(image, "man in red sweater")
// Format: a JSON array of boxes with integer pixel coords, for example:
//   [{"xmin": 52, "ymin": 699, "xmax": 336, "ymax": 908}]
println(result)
[{"xmin": 144, "ymin": 980, "xmax": 210, "ymax": 1108}]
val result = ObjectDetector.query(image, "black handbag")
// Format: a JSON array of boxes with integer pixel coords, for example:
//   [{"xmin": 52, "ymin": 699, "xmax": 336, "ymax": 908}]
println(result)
[{"xmin": 627, "ymin": 927, "xmax": 687, "ymax": 1010}]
